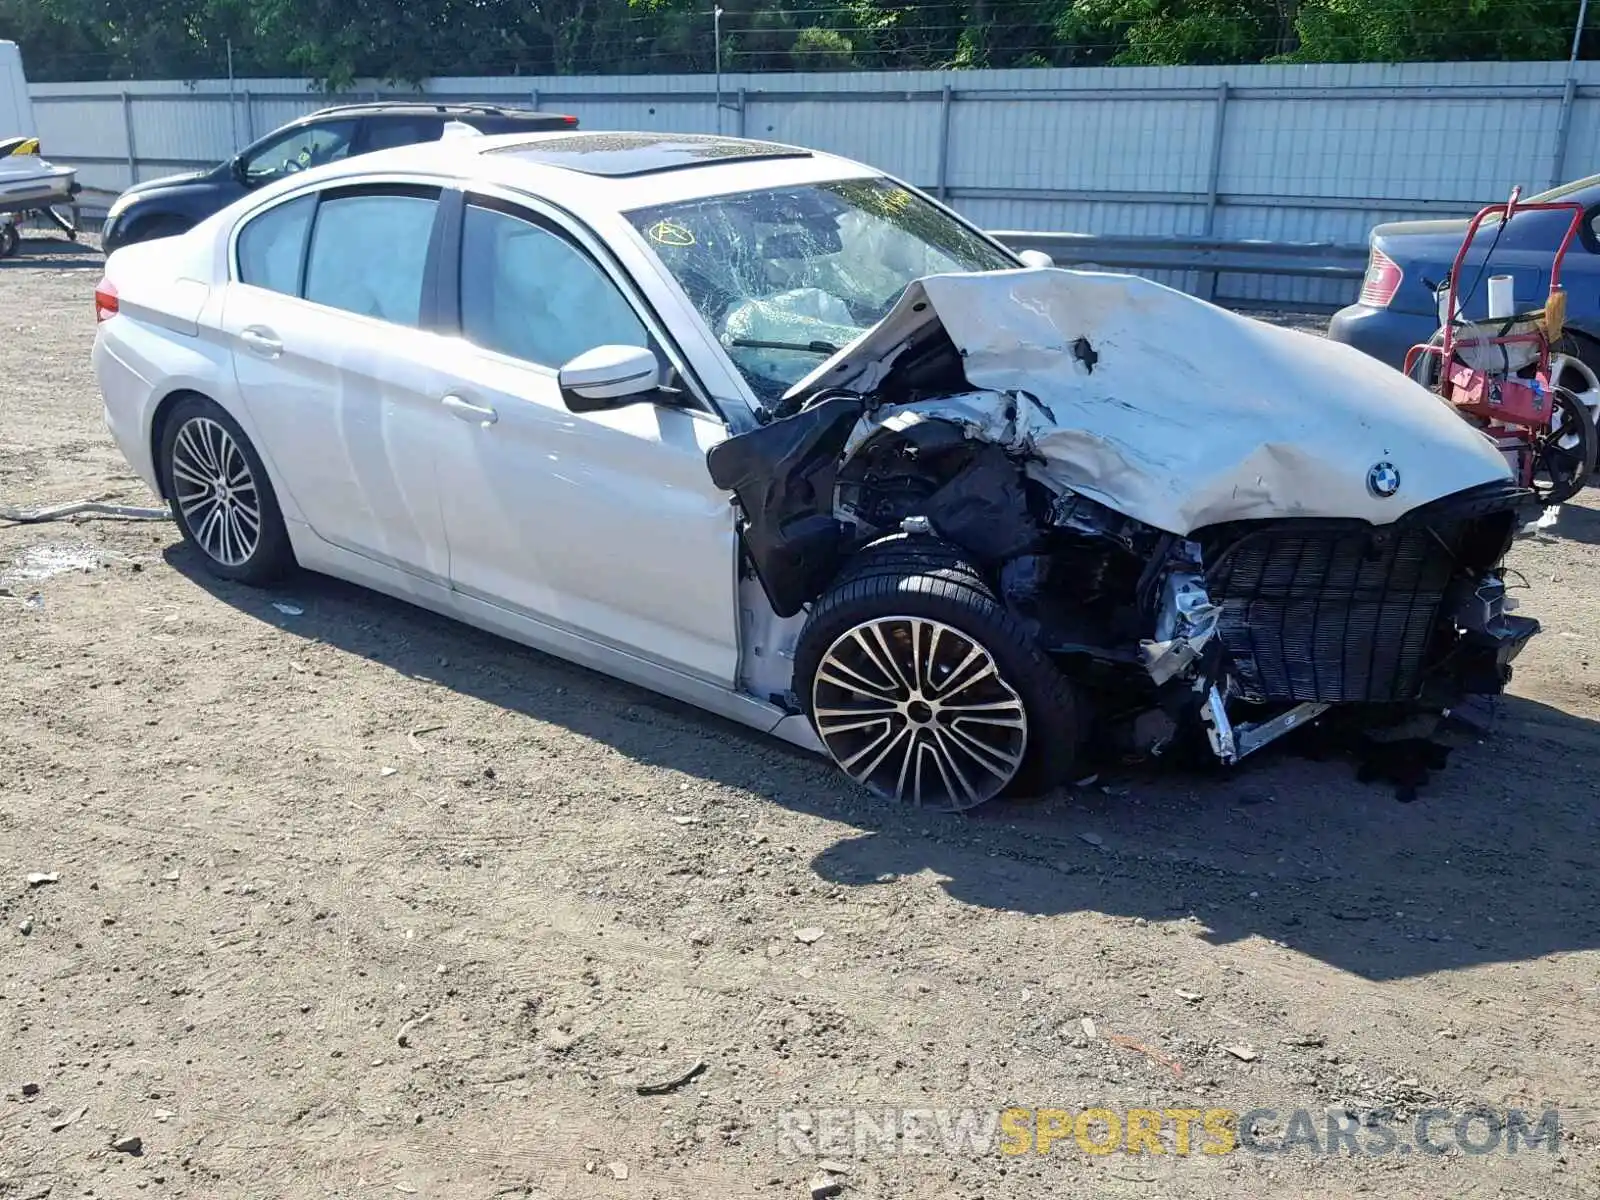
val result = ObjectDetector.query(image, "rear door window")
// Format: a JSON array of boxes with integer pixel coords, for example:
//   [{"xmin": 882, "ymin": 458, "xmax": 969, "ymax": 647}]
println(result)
[
  {"xmin": 303, "ymin": 187, "xmax": 441, "ymax": 326},
  {"xmin": 236, "ymin": 193, "xmax": 316, "ymax": 295},
  {"xmin": 358, "ymin": 117, "xmax": 445, "ymax": 154}
]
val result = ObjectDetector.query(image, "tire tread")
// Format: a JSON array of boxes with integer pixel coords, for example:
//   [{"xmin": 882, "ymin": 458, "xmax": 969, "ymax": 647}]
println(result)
[{"xmin": 795, "ymin": 534, "xmax": 1079, "ymax": 804}]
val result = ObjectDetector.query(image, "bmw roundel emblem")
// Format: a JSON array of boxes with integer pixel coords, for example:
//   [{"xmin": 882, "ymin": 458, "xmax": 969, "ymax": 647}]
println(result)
[{"xmin": 1367, "ymin": 461, "xmax": 1401, "ymax": 498}]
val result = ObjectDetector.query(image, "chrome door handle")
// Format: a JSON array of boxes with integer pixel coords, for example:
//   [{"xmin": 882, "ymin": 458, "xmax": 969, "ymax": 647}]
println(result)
[
  {"xmin": 442, "ymin": 394, "xmax": 498, "ymax": 426},
  {"xmin": 239, "ymin": 326, "xmax": 282, "ymax": 358}
]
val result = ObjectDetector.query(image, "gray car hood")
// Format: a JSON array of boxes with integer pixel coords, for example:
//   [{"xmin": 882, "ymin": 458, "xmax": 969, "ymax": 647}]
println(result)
[{"xmin": 785, "ymin": 268, "xmax": 1512, "ymax": 536}]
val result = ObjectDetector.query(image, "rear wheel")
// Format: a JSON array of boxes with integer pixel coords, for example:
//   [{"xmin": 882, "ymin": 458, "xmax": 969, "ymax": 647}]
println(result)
[
  {"xmin": 159, "ymin": 396, "xmax": 294, "ymax": 584},
  {"xmin": 0, "ymin": 221, "xmax": 18, "ymax": 259},
  {"xmin": 794, "ymin": 535, "xmax": 1079, "ymax": 810}
]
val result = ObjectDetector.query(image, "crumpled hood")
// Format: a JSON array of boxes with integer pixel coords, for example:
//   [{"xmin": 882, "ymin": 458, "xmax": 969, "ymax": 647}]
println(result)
[{"xmin": 787, "ymin": 268, "xmax": 1513, "ymax": 536}]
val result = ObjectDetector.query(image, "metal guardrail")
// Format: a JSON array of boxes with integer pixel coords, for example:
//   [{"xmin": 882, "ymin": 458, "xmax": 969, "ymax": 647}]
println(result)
[
  {"xmin": 35, "ymin": 197, "xmax": 1370, "ymax": 302},
  {"xmin": 992, "ymin": 230, "xmax": 1369, "ymax": 281}
]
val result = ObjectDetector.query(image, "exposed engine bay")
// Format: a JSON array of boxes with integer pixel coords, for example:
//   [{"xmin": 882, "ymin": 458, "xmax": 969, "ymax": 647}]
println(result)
[{"xmin": 706, "ymin": 268, "xmax": 1544, "ymax": 778}]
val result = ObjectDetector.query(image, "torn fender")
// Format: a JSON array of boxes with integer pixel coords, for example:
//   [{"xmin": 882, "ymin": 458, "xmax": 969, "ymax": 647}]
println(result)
[
  {"xmin": 705, "ymin": 394, "xmax": 863, "ymax": 617},
  {"xmin": 788, "ymin": 268, "xmax": 1514, "ymax": 536}
]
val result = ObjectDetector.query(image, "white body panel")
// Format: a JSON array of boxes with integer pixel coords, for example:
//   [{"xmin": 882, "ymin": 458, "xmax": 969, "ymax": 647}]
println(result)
[
  {"xmin": 221, "ymin": 283, "xmax": 458, "ymax": 583},
  {"xmin": 434, "ymin": 343, "xmax": 742, "ymax": 685}
]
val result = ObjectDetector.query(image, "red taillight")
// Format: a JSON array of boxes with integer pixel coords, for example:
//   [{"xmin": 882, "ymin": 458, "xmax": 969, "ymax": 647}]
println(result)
[
  {"xmin": 562, "ymin": 115, "xmax": 578, "ymax": 126},
  {"xmin": 1359, "ymin": 247, "xmax": 1403, "ymax": 308},
  {"xmin": 94, "ymin": 278, "xmax": 119, "ymax": 323}
]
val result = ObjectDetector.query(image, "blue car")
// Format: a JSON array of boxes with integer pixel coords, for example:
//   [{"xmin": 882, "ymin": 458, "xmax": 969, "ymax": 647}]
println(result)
[{"xmin": 1328, "ymin": 174, "xmax": 1600, "ymax": 405}]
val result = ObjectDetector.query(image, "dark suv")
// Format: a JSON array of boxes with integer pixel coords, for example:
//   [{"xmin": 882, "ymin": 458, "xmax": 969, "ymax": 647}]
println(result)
[{"xmin": 100, "ymin": 102, "xmax": 578, "ymax": 254}]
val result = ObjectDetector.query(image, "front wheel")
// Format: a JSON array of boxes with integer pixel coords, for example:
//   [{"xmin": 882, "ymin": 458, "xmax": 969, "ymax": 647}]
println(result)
[
  {"xmin": 793, "ymin": 535, "xmax": 1080, "ymax": 811},
  {"xmin": 159, "ymin": 396, "xmax": 295, "ymax": 584}
]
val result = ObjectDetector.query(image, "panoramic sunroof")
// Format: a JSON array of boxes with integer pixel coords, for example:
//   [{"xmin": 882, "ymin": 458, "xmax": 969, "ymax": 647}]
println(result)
[{"xmin": 487, "ymin": 132, "xmax": 812, "ymax": 178}]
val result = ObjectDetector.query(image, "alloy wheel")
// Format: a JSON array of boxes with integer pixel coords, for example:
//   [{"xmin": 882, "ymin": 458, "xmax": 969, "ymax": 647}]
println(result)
[
  {"xmin": 170, "ymin": 416, "xmax": 262, "ymax": 567},
  {"xmin": 1549, "ymin": 353, "xmax": 1600, "ymax": 454},
  {"xmin": 812, "ymin": 616, "xmax": 1028, "ymax": 809}
]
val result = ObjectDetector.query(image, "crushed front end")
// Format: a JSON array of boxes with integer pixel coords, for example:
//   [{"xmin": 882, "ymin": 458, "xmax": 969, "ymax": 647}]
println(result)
[
  {"xmin": 708, "ymin": 267, "xmax": 1544, "ymax": 789},
  {"xmin": 1142, "ymin": 481, "xmax": 1540, "ymax": 764}
]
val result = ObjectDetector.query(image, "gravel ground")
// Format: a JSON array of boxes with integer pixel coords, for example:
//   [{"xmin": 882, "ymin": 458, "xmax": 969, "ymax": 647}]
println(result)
[{"xmin": 3, "ymin": 230, "xmax": 1600, "ymax": 1200}]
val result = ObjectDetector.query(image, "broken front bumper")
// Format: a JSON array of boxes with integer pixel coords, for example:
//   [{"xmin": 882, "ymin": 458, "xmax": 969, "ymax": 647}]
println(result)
[
  {"xmin": 1197, "ymin": 482, "xmax": 1537, "ymax": 707},
  {"xmin": 1183, "ymin": 482, "xmax": 1539, "ymax": 764}
]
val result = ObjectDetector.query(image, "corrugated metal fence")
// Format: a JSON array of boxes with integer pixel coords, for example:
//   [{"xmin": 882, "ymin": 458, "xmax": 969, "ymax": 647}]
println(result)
[{"xmin": 28, "ymin": 61, "xmax": 1600, "ymax": 307}]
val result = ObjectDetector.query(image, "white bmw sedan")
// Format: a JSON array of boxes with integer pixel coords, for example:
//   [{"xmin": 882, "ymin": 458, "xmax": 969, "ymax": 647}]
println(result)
[{"xmin": 94, "ymin": 131, "xmax": 1539, "ymax": 809}]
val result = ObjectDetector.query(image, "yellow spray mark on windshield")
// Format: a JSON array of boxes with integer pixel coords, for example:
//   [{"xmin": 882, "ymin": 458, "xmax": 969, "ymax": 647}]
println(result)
[{"xmin": 647, "ymin": 220, "xmax": 696, "ymax": 247}]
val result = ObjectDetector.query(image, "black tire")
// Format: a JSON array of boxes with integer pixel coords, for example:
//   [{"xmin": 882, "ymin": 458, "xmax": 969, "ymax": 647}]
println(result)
[
  {"xmin": 158, "ymin": 395, "xmax": 295, "ymax": 585},
  {"xmin": 794, "ymin": 533, "xmax": 1080, "ymax": 810},
  {"xmin": 0, "ymin": 222, "xmax": 18, "ymax": 259}
]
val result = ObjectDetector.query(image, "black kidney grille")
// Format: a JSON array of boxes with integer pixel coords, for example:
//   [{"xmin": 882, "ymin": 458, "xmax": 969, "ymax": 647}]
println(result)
[{"xmin": 1207, "ymin": 525, "xmax": 1459, "ymax": 703}]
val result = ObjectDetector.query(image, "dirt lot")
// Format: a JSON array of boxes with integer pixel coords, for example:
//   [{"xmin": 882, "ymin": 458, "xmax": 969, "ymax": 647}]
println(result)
[{"xmin": 3, "ymin": 230, "xmax": 1600, "ymax": 1200}]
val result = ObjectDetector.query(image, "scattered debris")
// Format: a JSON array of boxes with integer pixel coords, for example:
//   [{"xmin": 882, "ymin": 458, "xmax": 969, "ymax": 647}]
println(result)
[
  {"xmin": 1174, "ymin": 988, "xmax": 1203, "ymax": 1002},
  {"xmin": 0, "ymin": 499, "xmax": 168, "ymax": 524},
  {"xmin": 394, "ymin": 1185, "xmax": 417, "ymax": 1195},
  {"xmin": 1078, "ymin": 832, "xmax": 1104, "ymax": 848},
  {"xmin": 110, "ymin": 1133, "xmax": 144, "ymax": 1156},
  {"xmin": 1224, "ymin": 1044, "xmax": 1260, "ymax": 1062},
  {"xmin": 604, "ymin": 1162, "xmax": 629, "ymax": 1181},
  {"xmin": 816, "ymin": 1160, "xmax": 852, "ymax": 1177},
  {"xmin": 1282, "ymin": 1032, "xmax": 1327, "ymax": 1048},
  {"xmin": 672, "ymin": 815, "xmax": 700, "ymax": 825},
  {"xmin": 794, "ymin": 927, "xmax": 826, "ymax": 945},
  {"xmin": 1072, "ymin": 773, "xmax": 1101, "ymax": 788},
  {"xmin": 18, "ymin": 917, "xmax": 33, "ymax": 935},
  {"xmin": 810, "ymin": 1174, "xmax": 845, "ymax": 1199},
  {"xmin": 21, "ymin": 1082, "xmax": 40, "ymax": 1096},
  {"xmin": 407, "ymin": 724, "xmax": 446, "ymax": 752},
  {"xmin": 1108, "ymin": 1033, "xmax": 1184, "ymax": 1078},
  {"xmin": 380, "ymin": 767, "xmax": 398, "ymax": 778},
  {"xmin": 153, "ymin": 1109, "xmax": 175, "ymax": 1123},
  {"xmin": 395, "ymin": 1013, "xmax": 434, "ymax": 1048},
  {"xmin": 25, "ymin": 871, "xmax": 58, "ymax": 887},
  {"xmin": 635, "ymin": 1059, "xmax": 707, "ymax": 1096},
  {"xmin": 50, "ymin": 1104, "xmax": 88, "ymax": 1133},
  {"xmin": 1080, "ymin": 1017, "xmax": 1098, "ymax": 1039},
  {"xmin": 271, "ymin": 602, "xmax": 304, "ymax": 617}
]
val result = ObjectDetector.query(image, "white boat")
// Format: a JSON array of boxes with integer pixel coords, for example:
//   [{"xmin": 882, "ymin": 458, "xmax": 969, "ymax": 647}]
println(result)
[{"xmin": 0, "ymin": 136, "xmax": 76, "ymax": 212}]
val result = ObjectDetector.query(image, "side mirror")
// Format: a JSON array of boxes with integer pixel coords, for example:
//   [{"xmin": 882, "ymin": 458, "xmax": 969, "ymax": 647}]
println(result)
[
  {"xmin": 1016, "ymin": 248, "xmax": 1055, "ymax": 269},
  {"xmin": 558, "ymin": 344, "xmax": 662, "ymax": 413},
  {"xmin": 229, "ymin": 155, "xmax": 249, "ymax": 184}
]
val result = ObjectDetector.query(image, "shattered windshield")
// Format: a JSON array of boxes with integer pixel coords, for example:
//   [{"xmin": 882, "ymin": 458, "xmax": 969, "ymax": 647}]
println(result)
[{"xmin": 626, "ymin": 178, "xmax": 1015, "ymax": 403}]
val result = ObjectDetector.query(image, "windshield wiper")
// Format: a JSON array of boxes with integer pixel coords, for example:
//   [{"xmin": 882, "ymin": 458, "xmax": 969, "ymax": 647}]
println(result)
[{"xmin": 728, "ymin": 337, "xmax": 840, "ymax": 355}]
